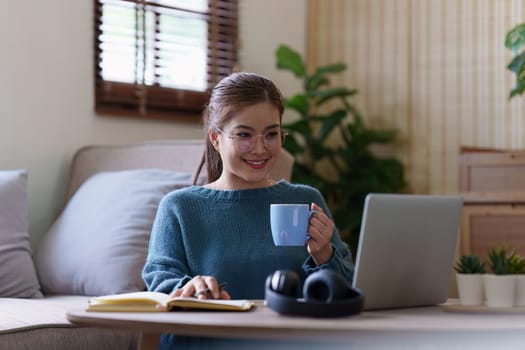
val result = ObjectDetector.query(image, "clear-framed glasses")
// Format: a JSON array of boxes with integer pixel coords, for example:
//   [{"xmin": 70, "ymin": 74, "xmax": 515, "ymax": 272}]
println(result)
[{"xmin": 216, "ymin": 127, "xmax": 288, "ymax": 153}]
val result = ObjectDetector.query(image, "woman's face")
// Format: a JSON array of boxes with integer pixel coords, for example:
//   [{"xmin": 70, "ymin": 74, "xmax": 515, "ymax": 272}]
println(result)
[{"xmin": 211, "ymin": 101, "xmax": 282, "ymax": 189}]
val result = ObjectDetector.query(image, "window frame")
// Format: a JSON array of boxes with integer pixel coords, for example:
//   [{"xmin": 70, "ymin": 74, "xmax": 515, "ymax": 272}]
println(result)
[{"xmin": 93, "ymin": 0, "xmax": 238, "ymax": 121}]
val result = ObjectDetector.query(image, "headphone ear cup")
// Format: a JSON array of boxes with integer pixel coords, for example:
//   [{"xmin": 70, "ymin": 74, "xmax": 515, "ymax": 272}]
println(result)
[
  {"xmin": 265, "ymin": 269, "xmax": 364, "ymax": 317},
  {"xmin": 268, "ymin": 270, "xmax": 300, "ymax": 297},
  {"xmin": 303, "ymin": 269, "xmax": 353, "ymax": 303}
]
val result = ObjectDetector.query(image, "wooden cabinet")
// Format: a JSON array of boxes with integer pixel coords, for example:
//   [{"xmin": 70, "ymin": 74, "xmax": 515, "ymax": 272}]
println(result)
[
  {"xmin": 461, "ymin": 205, "xmax": 525, "ymax": 257},
  {"xmin": 459, "ymin": 149, "xmax": 525, "ymax": 258}
]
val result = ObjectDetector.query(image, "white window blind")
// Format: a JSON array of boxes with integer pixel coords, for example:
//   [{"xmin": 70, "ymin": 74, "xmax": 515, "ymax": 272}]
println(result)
[{"xmin": 94, "ymin": 0, "xmax": 238, "ymax": 119}]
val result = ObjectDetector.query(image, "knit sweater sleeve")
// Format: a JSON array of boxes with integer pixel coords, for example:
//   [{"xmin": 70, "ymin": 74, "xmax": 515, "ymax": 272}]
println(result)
[{"xmin": 142, "ymin": 192, "xmax": 192, "ymax": 294}]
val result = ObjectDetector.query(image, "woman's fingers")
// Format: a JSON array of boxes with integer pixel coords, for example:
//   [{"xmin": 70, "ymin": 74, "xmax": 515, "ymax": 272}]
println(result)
[
  {"xmin": 308, "ymin": 202, "xmax": 335, "ymax": 265},
  {"xmin": 172, "ymin": 275, "xmax": 226, "ymax": 300}
]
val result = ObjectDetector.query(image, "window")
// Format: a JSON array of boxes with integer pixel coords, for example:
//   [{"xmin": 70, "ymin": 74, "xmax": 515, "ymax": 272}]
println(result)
[{"xmin": 94, "ymin": 0, "xmax": 238, "ymax": 120}]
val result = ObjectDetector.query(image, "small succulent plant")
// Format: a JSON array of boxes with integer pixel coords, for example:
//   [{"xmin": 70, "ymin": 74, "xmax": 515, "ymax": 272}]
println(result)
[
  {"xmin": 454, "ymin": 254, "xmax": 486, "ymax": 274},
  {"xmin": 508, "ymin": 251, "xmax": 525, "ymax": 274},
  {"xmin": 487, "ymin": 246, "xmax": 525, "ymax": 275}
]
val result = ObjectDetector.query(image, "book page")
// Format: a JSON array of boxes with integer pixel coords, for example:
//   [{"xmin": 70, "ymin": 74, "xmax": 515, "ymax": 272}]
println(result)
[
  {"xmin": 167, "ymin": 297, "xmax": 254, "ymax": 311},
  {"xmin": 87, "ymin": 291, "xmax": 254, "ymax": 312},
  {"xmin": 89, "ymin": 291, "xmax": 169, "ymax": 306}
]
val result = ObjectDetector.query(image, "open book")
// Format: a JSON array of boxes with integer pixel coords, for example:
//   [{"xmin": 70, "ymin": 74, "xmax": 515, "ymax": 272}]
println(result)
[{"xmin": 87, "ymin": 291, "xmax": 255, "ymax": 312}]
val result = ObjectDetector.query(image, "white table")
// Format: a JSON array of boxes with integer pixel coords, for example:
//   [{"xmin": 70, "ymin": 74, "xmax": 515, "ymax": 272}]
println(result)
[{"xmin": 67, "ymin": 300, "xmax": 525, "ymax": 350}]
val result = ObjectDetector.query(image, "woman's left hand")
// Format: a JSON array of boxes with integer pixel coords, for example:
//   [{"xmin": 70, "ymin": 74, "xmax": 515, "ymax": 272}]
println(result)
[{"xmin": 306, "ymin": 202, "xmax": 334, "ymax": 265}]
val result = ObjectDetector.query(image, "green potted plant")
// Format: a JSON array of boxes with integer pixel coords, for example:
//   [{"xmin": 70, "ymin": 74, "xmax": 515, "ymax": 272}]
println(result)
[
  {"xmin": 484, "ymin": 246, "xmax": 519, "ymax": 308},
  {"xmin": 454, "ymin": 254, "xmax": 486, "ymax": 306},
  {"xmin": 505, "ymin": 23, "xmax": 525, "ymax": 99},
  {"xmin": 508, "ymin": 250, "xmax": 525, "ymax": 307},
  {"xmin": 275, "ymin": 44, "xmax": 406, "ymax": 254}
]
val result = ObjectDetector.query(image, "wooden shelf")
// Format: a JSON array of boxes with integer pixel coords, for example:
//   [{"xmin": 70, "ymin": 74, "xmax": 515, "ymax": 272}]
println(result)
[{"xmin": 459, "ymin": 148, "xmax": 525, "ymax": 257}]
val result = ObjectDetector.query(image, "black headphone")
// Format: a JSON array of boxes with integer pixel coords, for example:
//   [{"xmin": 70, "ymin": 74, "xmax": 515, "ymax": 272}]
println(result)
[{"xmin": 264, "ymin": 269, "xmax": 364, "ymax": 318}]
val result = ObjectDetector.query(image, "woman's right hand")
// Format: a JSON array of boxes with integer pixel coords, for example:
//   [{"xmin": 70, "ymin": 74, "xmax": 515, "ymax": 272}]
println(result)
[{"xmin": 170, "ymin": 275, "xmax": 231, "ymax": 300}]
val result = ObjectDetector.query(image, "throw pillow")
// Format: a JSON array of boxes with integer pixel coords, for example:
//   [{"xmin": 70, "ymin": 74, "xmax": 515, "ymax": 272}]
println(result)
[
  {"xmin": 34, "ymin": 169, "xmax": 193, "ymax": 296},
  {"xmin": 0, "ymin": 170, "xmax": 43, "ymax": 298}
]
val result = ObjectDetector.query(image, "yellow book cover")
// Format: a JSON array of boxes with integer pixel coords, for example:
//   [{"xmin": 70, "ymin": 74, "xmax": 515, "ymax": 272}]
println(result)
[{"xmin": 87, "ymin": 291, "xmax": 254, "ymax": 312}]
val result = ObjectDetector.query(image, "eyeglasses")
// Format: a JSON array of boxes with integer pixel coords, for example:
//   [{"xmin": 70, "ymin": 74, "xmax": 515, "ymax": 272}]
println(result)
[{"xmin": 216, "ymin": 127, "xmax": 288, "ymax": 153}]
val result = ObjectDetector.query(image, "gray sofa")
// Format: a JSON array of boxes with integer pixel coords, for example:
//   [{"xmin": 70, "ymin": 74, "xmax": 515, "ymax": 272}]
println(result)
[{"xmin": 0, "ymin": 140, "xmax": 293, "ymax": 350}]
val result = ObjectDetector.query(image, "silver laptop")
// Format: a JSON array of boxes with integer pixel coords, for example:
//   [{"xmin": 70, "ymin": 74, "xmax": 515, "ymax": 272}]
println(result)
[{"xmin": 352, "ymin": 193, "xmax": 463, "ymax": 310}]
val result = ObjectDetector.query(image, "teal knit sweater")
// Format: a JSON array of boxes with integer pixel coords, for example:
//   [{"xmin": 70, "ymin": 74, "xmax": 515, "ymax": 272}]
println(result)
[{"xmin": 142, "ymin": 180, "xmax": 354, "ymax": 299}]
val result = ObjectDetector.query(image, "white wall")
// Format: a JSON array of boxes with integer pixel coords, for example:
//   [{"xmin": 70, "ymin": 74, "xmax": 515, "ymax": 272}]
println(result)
[
  {"xmin": 239, "ymin": 0, "xmax": 307, "ymax": 98},
  {"xmin": 0, "ymin": 1, "xmax": 306, "ymax": 248}
]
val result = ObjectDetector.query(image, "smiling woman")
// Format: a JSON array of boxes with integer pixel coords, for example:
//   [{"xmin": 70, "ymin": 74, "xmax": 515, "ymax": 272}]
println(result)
[
  {"xmin": 93, "ymin": 0, "xmax": 238, "ymax": 120},
  {"xmin": 141, "ymin": 72, "xmax": 355, "ymax": 349}
]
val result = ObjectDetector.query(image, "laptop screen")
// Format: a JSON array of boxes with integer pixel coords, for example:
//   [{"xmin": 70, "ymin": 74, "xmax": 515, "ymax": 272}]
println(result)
[{"xmin": 352, "ymin": 193, "xmax": 462, "ymax": 310}]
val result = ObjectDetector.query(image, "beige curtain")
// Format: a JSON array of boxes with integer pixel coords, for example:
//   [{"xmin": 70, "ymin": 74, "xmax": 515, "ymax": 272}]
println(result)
[{"xmin": 307, "ymin": 0, "xmax": 525, "ymax": 194}]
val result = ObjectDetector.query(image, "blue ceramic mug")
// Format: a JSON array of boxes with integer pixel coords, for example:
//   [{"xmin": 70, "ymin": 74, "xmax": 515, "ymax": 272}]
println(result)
[{"xmin": 270, "ymin": 204, "xmax": 314, "ymax": 246}]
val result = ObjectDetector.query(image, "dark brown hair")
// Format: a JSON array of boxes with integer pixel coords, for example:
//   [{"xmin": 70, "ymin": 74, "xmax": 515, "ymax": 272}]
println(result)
[{"xmin": 193, "ymin": 72, "xmax": 285, "ymax": 184}]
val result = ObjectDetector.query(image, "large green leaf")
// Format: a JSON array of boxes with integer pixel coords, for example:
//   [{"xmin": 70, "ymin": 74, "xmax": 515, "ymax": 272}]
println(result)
[
  {"xmin": 284, "ymin": 94, "xmax": 309, "ymax": 116},
  {"xmin": 365, "ymin": 128, "xmax": 398, "ymax": 143},
  {"xmin": 307, "ymin": 63, "xmax": 346, "ymax": 90},
  {"xmin": 283, "ymin": 118, "xmax": 312, "ymax": 135},
  {"xmin": 275, "ymin": 45, "xmax": 306, "ymax": 78},
  {"xmin": 309, "ymin": 140, "xmax": 327, "ymax": 160},
  {"xmin": 306, "ymin": 76, "xmax": 329, "ymax": 91},
  {"xmin": 505, "ymin": 23, "xmax": 525, "ymax": 52},
  {"xmin": 314, "ymin": 88, "xmax": 358, "ymax": 106},
  {"xmin": 313, "ymin": 110, "xmax": 347, "ymax": 142},
  {"xmin": 314, "ymin": 63, "xmax": 347, "ymax": 75},
  {"xmin": 282, "ymin": 134, "xmax": 304, "ymax": 156},
  {"xmin": 510, "ymin": 80, "xmax": 525, "ymax": 99},
  {"xmin": 507, "ymin": 52, "xmax": 525, "ymax": 73},
  {"xmin": 506, "ymin": 23, "xmax": 525, "ymax": 99}
]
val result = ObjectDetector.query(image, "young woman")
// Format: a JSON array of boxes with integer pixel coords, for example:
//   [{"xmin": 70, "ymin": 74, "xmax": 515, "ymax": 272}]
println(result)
[{"xmin": 142, "ymin": 72, "xmax": 354, "ymax": 349}]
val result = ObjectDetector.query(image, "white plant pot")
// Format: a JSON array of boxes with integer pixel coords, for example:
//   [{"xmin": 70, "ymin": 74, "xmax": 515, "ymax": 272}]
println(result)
[
  {"xmin": 456, "ymin": 273, "xmax": 484, "ymax": 306},
  {"xmin": 483, "ymin": 274, "xmax": 515, "ymax": 308},
  {"xmin": 514, "ymin": 275, "xmax": 525, "ymax": 307}
]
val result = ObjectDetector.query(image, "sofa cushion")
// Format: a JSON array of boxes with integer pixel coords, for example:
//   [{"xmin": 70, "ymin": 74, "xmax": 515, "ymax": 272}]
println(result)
[
  {"xmin": 0, "ymin": 295, "xmax": 96, "ymax": 332},
  {"xmin": 34, "ymin": 169, "xmax": 193, "ymax": 296},
  {"xmin": 0, "ymin": 295, "xmax": 139, "ymax": 349},
  {"xmin": 0, "ymin": 170, "xmax": 42, "ymax": 298}
]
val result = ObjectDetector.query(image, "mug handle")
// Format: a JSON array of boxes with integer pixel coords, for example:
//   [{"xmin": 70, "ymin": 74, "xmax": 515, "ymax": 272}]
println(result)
[{"xmin": 306, "ymin": 210, "xmax": 319, "ymax": 241}]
